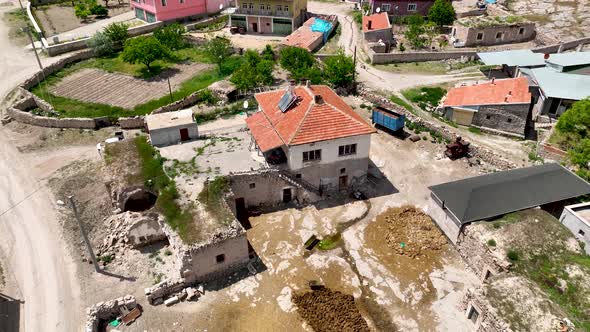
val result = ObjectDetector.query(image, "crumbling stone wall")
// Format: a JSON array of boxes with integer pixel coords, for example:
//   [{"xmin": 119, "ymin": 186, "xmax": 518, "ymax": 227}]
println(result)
[
  {"xmin": 471, "ymin": 103, "xmax": 530, "ymax": 138},
  {"xmin": 119, "ymin": 116, "xmax": 145, "ymax": 129},
  {"xmin": 458, "ymin": 287, "xmax": 509, "ymax": 332},
  {"xmin": 85, "ymin": 295, "xmax": 137, "ymax": 332},
  {"xmin": 453, "ymin": 22, "xmax": 536, "ymax": 47},
  {"xmin": 456, "ymin": 224, "xmax": 511, "ymax": 280}
]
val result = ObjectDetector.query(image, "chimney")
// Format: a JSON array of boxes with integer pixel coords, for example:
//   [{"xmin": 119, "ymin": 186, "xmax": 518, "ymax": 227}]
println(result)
[
  {"xmin": 306, "ymin": 80, "xmax": 311, "ymax": 88},
  {"xmin": 314, "ymin": 94, "xmax": 324, "ymax": 104},
  {"xmin": 508, "ymin": 90, "xmax": 512, "ymax": 96},
  {"xmin": 491, "ymin": 77, "xmax": 495, "ymax": 85},
  {"xmin": 368, "ymin": 20, "xmax": 372, "ymax": 30}
]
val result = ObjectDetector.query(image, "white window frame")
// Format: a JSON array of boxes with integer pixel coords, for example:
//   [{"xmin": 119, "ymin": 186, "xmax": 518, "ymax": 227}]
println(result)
[
  {"xmin": 407, "ymin": 3, "xmax": 417, "ymax": 11},
  {"xmin": 276, "ymin": 4, "xmax": 282, "ymax": 11},
  {"xmin": 242, "ymin": 2, "xmax": 247, "ymax": 8},
  {"xmin": 283, "ymin": 5, "xmax": 288, "ymax": 11},
  {"xmin": 381, "ymin": 3, "xmax": 391, "ymax": 11},
  {"xmin": 161, "ymin": 0, "xmax": 166, "ymax": 6},
  {"xmin": 260, "ymin": 3, "xmax": 265, "ymax": 10},
  {"xmin": 338, "ymin": 144, "xmax": 357, "ymax": 156},
  {"xmin": 303, "ymin": 149, "xmax": 322, "ymax": 162},
  {"xmin": 248, "ymin": 3, "xmax": 254, "ymax": 9}
]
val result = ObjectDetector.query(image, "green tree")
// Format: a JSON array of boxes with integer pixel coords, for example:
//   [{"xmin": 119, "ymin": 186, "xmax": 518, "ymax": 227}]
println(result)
[
  {"xmin": 279, "ymin": 46, "xmax": 316, "ymax": 77},
  {"xmin": 203, "ymin": 36, "xmax": 232, "ymax": 72},
  {"xmin": 256, "ymin": 60, "xmax": 274, "ymax": 85},
  {"xmin": 556, "ymin": 98, "xmax": 590, "ymax": 140},
  {"xmin": 74, "ymin": 3, "xmax": 91, "ymax": 21},
  {"xmin": 87, "ymin": 31, "xmax": 114, "ymax": 56},
  {"xmin": 261, "ymin": 44, "xmax": 275, "ymax": 62},
  {"xmin": 428, "ymin": 0, "xmax": 456, "ymax": 26},
  {"xmin": 569, "ymin": 138, "xmax": 590, "ymax": 169},
  {"xmin": 230, "ymin": 50, "xmax": 275, "ymax": 89},
  {"xmin": 154, "ymin": 23, "xmax": 186, "ymax": 50},
  {"xmin": 404, "ymin": 20, "xmax": 427, "ymax": 49},
  {"xmin": 103, "ymin": 22, "xmax": 129, "ymax": 49},
  {"xmin": 323, "ymin": 51, "xmax": 355, "ymax": 88},
  {"xmin": 121, "ymin": 36, "xmax": 170, "ymax": 70},
  {"xmin": 90, "ymin": 3, "xmax": 108, "ymax": 16}
]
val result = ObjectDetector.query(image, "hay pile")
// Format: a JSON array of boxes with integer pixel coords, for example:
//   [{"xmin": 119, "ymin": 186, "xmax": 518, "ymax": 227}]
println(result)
[
  {"xmin": 381, "ymin": 206, "xmax": 447, "ymax": 258},
  {"xmin": 293, "ymin": 288, "xmax": 370, "ymax": 332}
]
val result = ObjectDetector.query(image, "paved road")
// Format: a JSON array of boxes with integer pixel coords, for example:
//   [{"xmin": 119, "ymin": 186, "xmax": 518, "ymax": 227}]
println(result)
[{"xmin": 0, "ymin": 1, "xmax": 82, "ymax": 331}]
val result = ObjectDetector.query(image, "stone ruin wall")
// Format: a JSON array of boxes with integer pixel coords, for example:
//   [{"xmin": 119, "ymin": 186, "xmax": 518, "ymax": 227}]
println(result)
[
  {"xmin": 455, "ymin": 225, "xmax": 511, "ymax": 280},
  {"xmin": 458, "ymin": 287, "xmax": 511, "ymax": 332}
]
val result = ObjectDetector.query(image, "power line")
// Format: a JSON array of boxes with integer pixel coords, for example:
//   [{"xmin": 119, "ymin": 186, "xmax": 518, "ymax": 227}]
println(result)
[{"xmin": 0, "ymin": 186, "xmax": 42, "ymax": 219}]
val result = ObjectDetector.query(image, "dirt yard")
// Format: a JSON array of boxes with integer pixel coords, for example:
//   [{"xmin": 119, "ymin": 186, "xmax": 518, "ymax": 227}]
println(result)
[
  {"xmin": 50, "ymin": 63, "xmax": 213, "ymax": 109},
  {"xmin": 33, "ymin": 2, "xmax": 131, "ymax": 36},
  {"xmin": 504, "ymin": 0, "xmax": 590, "ymax": 41}
]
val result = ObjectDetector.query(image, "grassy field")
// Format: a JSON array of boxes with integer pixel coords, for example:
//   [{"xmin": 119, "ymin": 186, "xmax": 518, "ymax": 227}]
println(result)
[
  {"xmin": 30, "ymin": 46, "xmax": 239, "ymax": 118},
  {"xmin": 401, "ymin": 86, "xmax": 446, "ymax": 111}
]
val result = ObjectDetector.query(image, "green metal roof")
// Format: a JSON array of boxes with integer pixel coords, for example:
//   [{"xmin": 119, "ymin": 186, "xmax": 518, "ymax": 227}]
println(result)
[
  {"xmin": 530, "ymin": 67, "xmax": 590, "ymax": 100},
  {"xmin": 546, "ymin": 51, "xmax": 590, "ymax": 68},
  {"xmin": 477, "ymin": 50, "xmax": 546, "ymax": 67},
  {"xmin": 429, "ymin": 163, "xmax": 590, "ymax": 225}
]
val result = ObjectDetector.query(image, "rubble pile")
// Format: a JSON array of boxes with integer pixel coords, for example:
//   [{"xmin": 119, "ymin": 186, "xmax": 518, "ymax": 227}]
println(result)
[
  {"xmin": 144, "ymin": 277, "xmax": 204, "ymax": 305},
  {"xmin": 97, "ymin": 211, "xmax": 166, "ymax": 262},
  {"xmin": 85, "ymin": 295, "xmax": 138, "ymax": 332},
  {"xmin": 292, "ymin": 288, "xmax": 370, "ymax": 332},
  {"xmin": 380, "ymin": 206, "xmax": 448, "ymax": 258}
]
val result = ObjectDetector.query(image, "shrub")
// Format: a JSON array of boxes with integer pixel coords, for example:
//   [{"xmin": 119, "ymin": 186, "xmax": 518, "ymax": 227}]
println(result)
[
  {"xmin": 507, "ymin": 249, "xmax": 519, "ymax": 261},
  {"xmin": 399, "ymin": 42, "xmax": 406, "ymax": 52},
  {"xmin": 74, "ymin": 3, "xmax": 91, "ymax": 21},
  {"xmin": 154, "ymin": 23, "xmax": 186, "ymax": 50},
  {"xmin": 90, "ymin": 4, "xmax": 108, "ymax": 16},
  {"xmin": 103, "ymin": 22, "xmax": 129, "ymax": 49},
  {"xmin": 487, "ymin": 239, "xmax": 497, "ymax": 247},
  {"xmin": 87, "ymin": 31, "xmax": 114, "ymax": 56}
]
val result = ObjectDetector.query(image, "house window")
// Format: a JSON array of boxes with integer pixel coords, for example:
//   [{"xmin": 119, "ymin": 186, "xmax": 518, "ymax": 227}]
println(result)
[
  {"xmin": 283, "ymin": 5, "xmax": 288, "ymax": 11},
  {"xmin": 295, "ymin": 173, "xmax": 302, "ymax": 179},
  {"xmin": 407, "ymin": 3, "xmax": 417, "ymax": 11},
  {"xmin": 260, "ymin": 3, "xmax": 265, "ymax": 10},
  {"xmin": 580, "ymin": 229, "xmax": 586, "ymax": 236},
  {"xmin": 507, "ymin": 118, "xmax": 512, "ymax": 123},
  {"xmin": 242, "ymin": 2, "xmax": 247, "ymax": 8},
  {"xmin": 216, "ymin": 254, "xmax": 225, "ymax": 263},
  {"xmin": 266, "ymin": 4, "xmax": 271, "ymax": 10},
  {"xmin": 249, "ymin": 183, "xmax": 256, "ymax": 189},
  {"xmin": 276, "ymin": 4, "xmax": 282, "ymax": 11},
  {"xmin": 180, "ymin": 0, "xmax": 184, "ymax": 3},
  {"xmin": 486, "ymin": 115, "xmax": 491, "ymax": 120},
  {"xmin": 468, "ymin": 306, "xmax": 480, "ymax": 324},
  {"xmin": 476, "ymin": 32, "xmax": 484, "ymax": 40},
  {"xmin": 496, "ymin": 32, "xmax": 504, "ymax": 39},
  {"xmin": 249, "ymin": 3, "xmax": 253, "ymax": 9},
  {"xmin": 518, "ymin": 27, "xmax": 525, "ymax": 35},
  {"xmin": 303, "ymin": 149, "xmax": 321, "ymax": 162},
  {"xmin": 381, "ymin": 3, "xmax": 391, "ymax": 11},
  {"xmin": 338, "ymin": 144, "xmax": 357, "ymax": 156},
  {"xmin": 161, "ymin": 0, "xmax": 166, "ymax": 6},
  {"xmin": 340, "ymin": 168, "xmax": 346, "ymax": 174}
]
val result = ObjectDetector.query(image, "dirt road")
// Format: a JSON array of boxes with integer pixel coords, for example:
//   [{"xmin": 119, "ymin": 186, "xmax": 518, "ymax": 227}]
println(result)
[{"xmin": 0, "ymin": 1, "xmax": 82, "ymax": 331}]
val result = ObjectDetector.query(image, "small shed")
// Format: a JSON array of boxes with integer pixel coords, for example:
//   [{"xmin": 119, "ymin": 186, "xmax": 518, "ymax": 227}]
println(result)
[{"xmin": 145, "ymin": 109, "xmax": 198, "ymax": 147}]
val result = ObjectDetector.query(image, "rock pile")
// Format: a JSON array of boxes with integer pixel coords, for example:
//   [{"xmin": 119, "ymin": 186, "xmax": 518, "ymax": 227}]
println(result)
[
  {"xmin": 144, "ymin": 277, "xmax": 204, "ymax": 305},
  {"xmin": 292, "ymin": 288, "xmax": 370, "ymax": 332},
  {"xmin": 380, "ymin": 206, "xmax": 448, "ymax": 258},
  {"xmin": 85, "ymin": 295, "xmax": 138, "ymax": 332}
]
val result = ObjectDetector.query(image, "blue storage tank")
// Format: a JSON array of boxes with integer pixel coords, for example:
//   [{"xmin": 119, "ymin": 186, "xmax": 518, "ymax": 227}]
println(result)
[{"xmin": 372, "ymin": 105, "xmax": 405, "ymax": 132}]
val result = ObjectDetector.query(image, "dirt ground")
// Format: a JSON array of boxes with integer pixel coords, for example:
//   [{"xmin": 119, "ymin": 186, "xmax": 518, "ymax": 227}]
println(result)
[
  {"xmin": 293, "ymin": 288, "xmax": 370, "ymax": 332},
  {"xmin": 33, "ymin": 2, "xmax": 131, "ymax": 36},
  {"xmin": 190, "ymin": 28, "xmax": 283, "ymax": 50}
]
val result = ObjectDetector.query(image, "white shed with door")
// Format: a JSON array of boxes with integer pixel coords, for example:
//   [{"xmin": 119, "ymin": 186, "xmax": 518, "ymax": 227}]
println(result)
[{"xmin": 145, "ymin": 109, "xmax": 198, "ymax": 147}]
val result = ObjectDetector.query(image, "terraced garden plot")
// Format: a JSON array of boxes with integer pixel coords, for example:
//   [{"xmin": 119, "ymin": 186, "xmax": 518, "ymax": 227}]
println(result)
[{"xmin": 49, "ymin": 63, "xmax": 212, "ymax": 109}]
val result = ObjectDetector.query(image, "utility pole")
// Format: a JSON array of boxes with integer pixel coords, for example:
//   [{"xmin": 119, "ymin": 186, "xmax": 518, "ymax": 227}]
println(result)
[
  {"xmin": 352, "ymin": 46, "xmax": 357, "ymax": 89},
  {"xmin": 167, "ymin": 77, "xmax": 173, "ymax": 103},
  {"xmin": 24, "ymin": 27, "xmax": 43, "ymax": 71},
  {"xmin": 68, "ymin": 195, "xmax": 100, "ymax": 273}
]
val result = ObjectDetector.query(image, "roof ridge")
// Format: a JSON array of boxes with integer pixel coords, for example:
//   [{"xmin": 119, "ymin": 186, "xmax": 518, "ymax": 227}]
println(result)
[{"xmin": 257, "ymin": 108, "xmax": 288, "ymax": 146}]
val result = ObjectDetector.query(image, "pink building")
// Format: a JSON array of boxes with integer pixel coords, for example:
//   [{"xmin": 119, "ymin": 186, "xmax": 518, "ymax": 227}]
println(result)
[
  {"xmin": 131, "ymin": 0, "xmax": 228, "ymax": 22},
  {"xmin": 370, "ymin": 0, "xmax": 445, "ymax": 17}
]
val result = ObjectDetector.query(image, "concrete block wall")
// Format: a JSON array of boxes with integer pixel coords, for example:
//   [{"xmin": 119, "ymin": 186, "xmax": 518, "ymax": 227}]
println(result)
[
  {"xmin": 471, "ymin": 103, "xmax": 529, "ymax": 137},
  {"xmin": 369, "ymin": 49, "xmax": 478, "ymax": 64}
]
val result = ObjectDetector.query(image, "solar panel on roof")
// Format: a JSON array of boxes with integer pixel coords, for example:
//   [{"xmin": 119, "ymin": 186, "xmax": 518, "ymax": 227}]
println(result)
[{"xmin": 278, "ymin": 90, "xmax": 297, "ymax": 113}]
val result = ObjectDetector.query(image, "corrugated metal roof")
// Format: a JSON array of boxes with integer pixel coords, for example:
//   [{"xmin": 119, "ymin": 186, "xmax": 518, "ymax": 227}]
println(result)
[
  {"xmin": 530, "ymin": 67, "xmax": 590, "ymax": 100},
  {"xmin": 477, "ymin": 50, "xmax": 546, "ymax": 67},
  {"xmin": 546, "ymin": 51, "xmax": 590, "ymax": 68},
  {"xmin": 429, "ymin": 163, "xmax": 590, "ymax": 225}
]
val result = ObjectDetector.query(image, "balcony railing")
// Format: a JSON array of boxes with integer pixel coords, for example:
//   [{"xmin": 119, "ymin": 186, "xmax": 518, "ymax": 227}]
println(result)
[{"xmin": 233, "ymin": 8, "xmax": 292, "ymax": 17}]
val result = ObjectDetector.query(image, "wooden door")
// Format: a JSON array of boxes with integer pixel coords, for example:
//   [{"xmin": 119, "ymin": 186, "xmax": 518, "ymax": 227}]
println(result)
[
  {"xmin": 339, "ymin": 175, "xmax": 348, "ymax": 191},
  {"xmin": 252, "ymin": 22, "xmax": 258, "ymax": 32},
  {"xmin": 282, "ymin": 188, "xmax": 292, "ymax": 203},
  {"xmin": 179, "ymin": 128, "xmax": 189, "ymax": 141}
]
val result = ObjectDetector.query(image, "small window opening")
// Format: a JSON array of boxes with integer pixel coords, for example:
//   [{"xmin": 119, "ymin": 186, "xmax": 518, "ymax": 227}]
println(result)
[{"xmin": 216, "ymin": 254, "xmax": 225, "ymax": 263}]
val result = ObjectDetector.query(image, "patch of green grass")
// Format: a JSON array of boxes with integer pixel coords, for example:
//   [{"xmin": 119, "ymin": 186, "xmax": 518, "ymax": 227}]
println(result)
[
  {"xmin": 317, "ymin": 233, "xmax": 342, "ymax": 250},
  {"xmin": 134, "ymin": 137, "xmax": 194, "ymax": 241},
  {"xmin": 98, "ymin": 254, "xmax": 113, "ymax": 263},
  {"xmin": 197, "ymin": 176, "xmax": 234, "ymax": 225},
  {"xmin": 487, "ymin": 239, "xmax": 497, "ymax": 247},
  {"xmin": 166, "ymin": 157, "xmax": 200, "ymax": 178},
  {"xmin": 402, "ymin": 86, "xmax": 446, "ymax": 111},
  {"xmin": 389, "ymin": 95, "xmax": 415, "ymax": 114},
  {"xmin": 468, "ymin": 126, "xmax": 482, "ymax": 134},
  {"xmin": 507, "ymin": 249, "xmax": 520, "ymax": 261}
]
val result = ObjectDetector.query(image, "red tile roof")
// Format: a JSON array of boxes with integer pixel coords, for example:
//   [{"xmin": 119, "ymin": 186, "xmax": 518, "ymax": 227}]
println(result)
[
  {"xmin": 443, "ymin": 77, "xmax": 532, "ymax": 107},
  {"xmin": 282, "ymin": 18, "xmax": 324, "ymax": 52},
  {"xmin": 362, "ymin": 13, "xmax": 391, "ymax": 33},
  {"xmin": 247, "ymin": 85, "xmax": 376, "ymax": 152}
]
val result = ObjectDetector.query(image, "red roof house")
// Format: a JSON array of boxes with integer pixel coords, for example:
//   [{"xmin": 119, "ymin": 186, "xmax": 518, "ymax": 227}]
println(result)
[{"xmin": 441, "ymin": 77, "xmax": 533, "ymax": 137}]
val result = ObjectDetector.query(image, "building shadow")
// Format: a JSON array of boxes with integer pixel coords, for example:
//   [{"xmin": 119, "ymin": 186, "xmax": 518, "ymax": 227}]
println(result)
[
  {"xmin": 202, "ymin": 254, "xmax": 268, "ymax": 292},
  {"xmin": 0, "ymin": 293, "xmax": 21, "ymax": 332}
]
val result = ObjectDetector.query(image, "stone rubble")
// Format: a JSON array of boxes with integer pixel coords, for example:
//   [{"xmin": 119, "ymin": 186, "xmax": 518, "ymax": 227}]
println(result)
[{"xmin": 84, "ymin": 295, "xmax": 138, "ymax": 332}]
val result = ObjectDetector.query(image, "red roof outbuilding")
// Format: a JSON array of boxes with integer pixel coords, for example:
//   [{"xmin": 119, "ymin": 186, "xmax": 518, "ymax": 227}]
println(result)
[
  {"xmin": 362, "ymin": 12, "xmax": 391, "ymax": 33},
  {"xmin": 246, "ymin": 85, "xmax": 376, "ymax": 152},
  {"xmin": 443, "ymin": 77, "xmax": 532, "ymax": 107}
]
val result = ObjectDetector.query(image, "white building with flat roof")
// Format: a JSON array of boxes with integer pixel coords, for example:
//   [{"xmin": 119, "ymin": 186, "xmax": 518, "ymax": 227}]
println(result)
[
  {"xmin": 560, "ymin": 202, "xmax": 590, "ymax": 254},
  {"xmin": 145, "ymin": 109, "xmax": 198, "ymax": 147}
]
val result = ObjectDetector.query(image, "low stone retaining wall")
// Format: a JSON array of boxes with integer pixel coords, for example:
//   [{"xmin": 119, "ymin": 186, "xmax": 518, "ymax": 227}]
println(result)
[
  {"xmin": 369, "ymin": 49, "xmax": 478, "ymax": 64},
  {"xmin": 21, "ymin": 49, "xmax": 95, "ymax": 90},
  {"xmin": 532, "ymin": 36, "xmax": 590, "ymax": 54},
  {"xmin": 119, "ymin": 116, "xmax": 145, "ymax": 129},
  {"xmin": 85, "ymin": 295, "xmax": 138, "ymax": 332},
  {"xmin": 45, "ymin": 22, "xmax": 165, "ymax": 57},
  {"xmin": 359, "ymin": 89, "xmax": 517, "ymax": 171}
]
